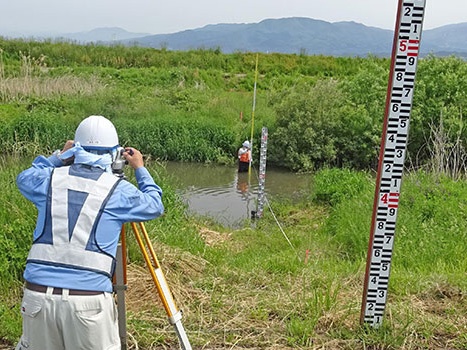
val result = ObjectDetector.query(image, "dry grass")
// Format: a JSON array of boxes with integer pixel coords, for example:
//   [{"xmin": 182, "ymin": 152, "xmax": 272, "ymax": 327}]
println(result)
[
  {"xmin": 0, "ymin": 75, "xmax": 105, "ymax": 101},
  {"xmin": 2, "ymin": 227, "xmax": 464, "ymax": 349},
  {"xmin": 119, "ymin": 226, "xmax": 466, "ymax": 350},
  {"xmin": 426, "ymin": 111, "xmax": 467, "ymax": 179},
  {"xmin": 197, "ymin": 226, "xmax": 231, "ymax": 247},
  {"xmin": 0, "ymin": 50, "xmax": 105, "ymax": 101},
  {"xmin": 125, "ymin": 244, "xmax": 208, "ymax": 313}
]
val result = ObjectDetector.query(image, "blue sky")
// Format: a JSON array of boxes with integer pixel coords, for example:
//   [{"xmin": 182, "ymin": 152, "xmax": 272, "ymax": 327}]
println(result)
[{"xmin": 1, "ymin": 0, "xmax": 465, "ymax": 35}]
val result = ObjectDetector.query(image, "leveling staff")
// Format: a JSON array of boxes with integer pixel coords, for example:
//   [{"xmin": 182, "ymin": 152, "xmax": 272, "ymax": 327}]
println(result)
[{"xmin": 15, "ymin": 115, "xmax": 164, "ymax": 350}]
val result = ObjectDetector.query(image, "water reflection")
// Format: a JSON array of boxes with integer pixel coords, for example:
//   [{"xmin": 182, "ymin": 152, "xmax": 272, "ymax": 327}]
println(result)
[
  {"xmin": 164, "ymin": 162, "xmax": 312, "ymax": 228},
  {"xmin": 236, "ymin": 172, "xmax": 250, "ymax": 200}
]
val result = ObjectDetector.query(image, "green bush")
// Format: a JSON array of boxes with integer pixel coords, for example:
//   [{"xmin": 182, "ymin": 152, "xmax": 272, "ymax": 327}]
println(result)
[
  {"xmin": 269, "ymin": 80, "xmax": 345, "ymax": 171},
  {"xmin": 1, "ymin": 38, "xmax": 467, "ymax": 173},
  {"xmin": 312, "ymin": 168, "xmax": 372, "ymax": 206},
  {"xmin": 411, "ymin": 55, "xmax": 467, "ymax": 162}
]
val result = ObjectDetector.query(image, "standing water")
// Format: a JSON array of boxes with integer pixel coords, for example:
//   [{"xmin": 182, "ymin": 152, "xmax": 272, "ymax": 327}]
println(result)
[{"xmin": 164, "ymin": 162, "xmax": 312, "ymax": 228}]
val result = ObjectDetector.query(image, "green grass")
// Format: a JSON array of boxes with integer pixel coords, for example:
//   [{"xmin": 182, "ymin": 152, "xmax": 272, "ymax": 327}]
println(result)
[
  {"xmin": 1, "ymin": 161, "xmax": 466, "ymax": 349},
  {"xmin": 0, "ymin": 39, "xmax": 466, "ymax": 349}
]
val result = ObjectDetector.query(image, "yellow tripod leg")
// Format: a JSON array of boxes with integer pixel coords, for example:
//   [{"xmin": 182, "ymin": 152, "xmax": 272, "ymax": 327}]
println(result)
[{"xmin": 130, "ymin": 222, "xmax": 192, "ymax": 350}]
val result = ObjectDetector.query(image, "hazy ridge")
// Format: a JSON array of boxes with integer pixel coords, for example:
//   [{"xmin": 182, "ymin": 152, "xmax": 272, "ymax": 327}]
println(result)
[{"xmin": 1, "ymin": 17, "xmax": 467, "ymax": 57}]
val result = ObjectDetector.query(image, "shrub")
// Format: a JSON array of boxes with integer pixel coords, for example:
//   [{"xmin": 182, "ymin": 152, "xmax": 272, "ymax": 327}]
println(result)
[{"xmin": 312, "ymin": 167, "xmax": 372, "ymax": 206}]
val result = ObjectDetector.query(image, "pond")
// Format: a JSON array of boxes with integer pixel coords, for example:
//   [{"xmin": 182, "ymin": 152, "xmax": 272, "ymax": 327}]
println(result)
[{"xmin": 164, "ymin": 162, "xmax": 312, "ymax": 228}]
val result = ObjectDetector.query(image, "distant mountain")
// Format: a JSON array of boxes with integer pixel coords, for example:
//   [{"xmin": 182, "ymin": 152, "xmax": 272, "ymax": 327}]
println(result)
[
  {"xmin": 58, "ymin": 27, "xmax": 151, "ymax": 43},
  {"xmin": 123, "ymin": 18, "xmax": 394, "ymax": 56},
  {"xmin": 421, "ymin": 22, "xmax": 467, "ymax": 55},
  {"xmin": 2, "ymin": 18, "xmax": 467, "ymax": 58},
  {"xmin": 118, "ymin": 17, "xmax": 467, "ymax": 58},
  {"xmin": 0, "ymin": 27, "xmax": 151, "ymax": 43}
]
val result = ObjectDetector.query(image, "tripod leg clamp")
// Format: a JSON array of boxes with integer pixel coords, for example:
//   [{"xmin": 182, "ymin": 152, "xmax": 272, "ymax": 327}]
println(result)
[{"xmin": 168, "ymin": 310, "xmax": 183, "ymax": 324}]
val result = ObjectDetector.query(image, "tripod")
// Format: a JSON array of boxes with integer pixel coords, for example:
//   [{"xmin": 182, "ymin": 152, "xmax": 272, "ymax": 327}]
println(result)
[{"xmin": 114, "ymin": 222, "xmax": 192, "ymax": 350}]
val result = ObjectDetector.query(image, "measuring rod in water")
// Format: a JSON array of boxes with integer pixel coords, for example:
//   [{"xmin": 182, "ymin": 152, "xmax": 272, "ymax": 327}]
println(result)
[
  {"xmin": 360, "ymin": 0, "xmax": 426, "ymax": 327},
  {"xmin": 256, "ymin": 127, "xmax": 268, "ymax": 218}
]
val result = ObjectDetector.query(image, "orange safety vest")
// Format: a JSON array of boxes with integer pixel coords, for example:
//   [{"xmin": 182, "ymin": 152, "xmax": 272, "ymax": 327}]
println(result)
[{"xmin": 239, "ymin": 149, "xmax": 250, "ymax": 163}]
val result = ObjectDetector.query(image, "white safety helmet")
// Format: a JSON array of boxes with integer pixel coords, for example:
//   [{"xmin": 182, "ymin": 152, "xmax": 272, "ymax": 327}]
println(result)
[
  {"xmin": 242, "ymin": 140, "xmax": 250, "ymax": 148},
  {"xmin": 74, "ymin": 115, "xmax": 119, "ymax": 151}
]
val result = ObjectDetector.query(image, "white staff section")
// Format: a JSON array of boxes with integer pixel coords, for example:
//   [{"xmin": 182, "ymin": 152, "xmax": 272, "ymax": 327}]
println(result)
[
  {"xmin": 256, "ymin": 127, "xmax": 268, "ymax": 218},
  {"xmin": 360, "ymin": 0, "xmax": 426, "ymax": 327}
]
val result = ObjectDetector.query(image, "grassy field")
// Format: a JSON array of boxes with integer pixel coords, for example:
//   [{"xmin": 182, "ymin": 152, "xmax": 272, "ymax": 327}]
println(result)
[
  {"xmin": 121, "ymin": 168, "xmax": 466, "ymax": 350},
  {"xmin": 1, "ymin": 158, "xmax": 466, "ymax": 349},
  {"xmin": 0, "ymin": 39, "xmax": 466, "ymax": 349}
]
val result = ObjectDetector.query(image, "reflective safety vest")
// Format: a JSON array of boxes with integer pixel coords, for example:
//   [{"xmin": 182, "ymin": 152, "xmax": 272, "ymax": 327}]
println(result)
[
  {"xmin": 27, "ymin": 166, "xmax": 121, "ymax": 277},
  {"xmin": 239, "ymin": 149, "xmax": 250, "ymax": 163}
]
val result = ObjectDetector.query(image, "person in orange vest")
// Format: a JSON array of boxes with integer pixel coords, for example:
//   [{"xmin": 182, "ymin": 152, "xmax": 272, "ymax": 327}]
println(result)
[{"xmin": 238, "ymin": 140, "xmax": 251, "ymax": 173}]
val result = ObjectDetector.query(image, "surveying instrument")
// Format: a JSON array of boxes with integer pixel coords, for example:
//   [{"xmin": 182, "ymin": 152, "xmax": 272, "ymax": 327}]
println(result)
[{"xmin": 112, "ymin": 151, "xmax": 192, "ymax": 350}]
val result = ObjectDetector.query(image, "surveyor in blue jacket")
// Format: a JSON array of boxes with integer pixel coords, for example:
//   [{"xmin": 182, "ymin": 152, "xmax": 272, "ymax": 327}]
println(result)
[{"xmin": 15, "ymin": 115, "xmax": 164, "ymax": 350}]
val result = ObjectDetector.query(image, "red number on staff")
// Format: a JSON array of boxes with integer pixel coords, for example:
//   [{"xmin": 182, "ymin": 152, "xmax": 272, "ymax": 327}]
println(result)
[
  {"xmin": 381, "ymin": 193, "xmax": 388, "ymax": 204},
  {"xmin": 399, "ymin": 40, "xmax": 407, "ymax": 52}
]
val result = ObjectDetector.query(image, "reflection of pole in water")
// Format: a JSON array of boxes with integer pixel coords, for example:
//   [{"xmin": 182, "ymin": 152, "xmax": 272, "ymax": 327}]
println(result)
[
  {"xmin": 255, "ymin": 127, "xmax": 268, "ymax": 218},
  {"xmin": 235, "ymin": 170, "xmax": 253, "ymax": 221},
  {"xmin": 236, "ymin": 172, "xmax": 249, "ymax": 199}
]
